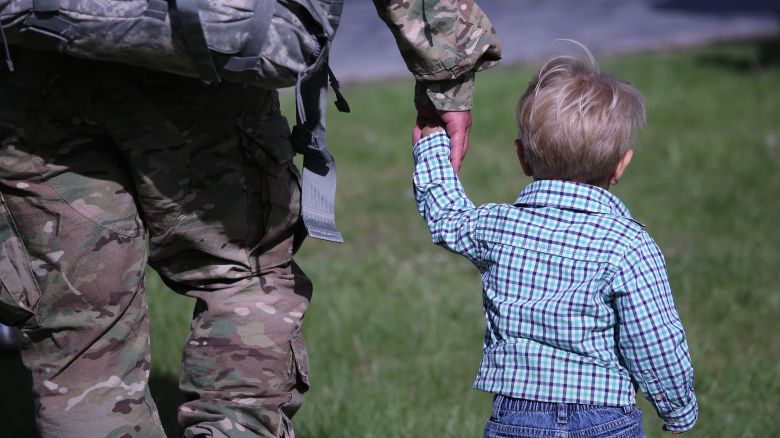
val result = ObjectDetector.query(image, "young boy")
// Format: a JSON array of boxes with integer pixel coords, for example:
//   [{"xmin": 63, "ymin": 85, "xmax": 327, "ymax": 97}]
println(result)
[{"xmin": 413, "ymin": 53, "xmax": 697, "ymax": 437}]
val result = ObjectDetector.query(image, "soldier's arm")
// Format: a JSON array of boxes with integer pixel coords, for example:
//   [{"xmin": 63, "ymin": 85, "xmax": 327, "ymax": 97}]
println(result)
[{"xmin": 373, "ymin": 0, "xmax": 502, "ymax": 111}]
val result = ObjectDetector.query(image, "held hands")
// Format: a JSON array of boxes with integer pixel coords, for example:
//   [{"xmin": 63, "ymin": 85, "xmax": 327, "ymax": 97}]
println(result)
[
  {"xmin": 417, "ymin": 116, "xmax": 445, "ymax": 139},
  {"xmin": 413, "ymin": 107, "xmax": 472, "ymax": 173}
]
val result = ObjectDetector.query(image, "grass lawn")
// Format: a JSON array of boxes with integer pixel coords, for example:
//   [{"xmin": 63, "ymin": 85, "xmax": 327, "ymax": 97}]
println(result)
[{"xmin": 1, "ymin": 39, "xmax": 778, "ymax": 437}]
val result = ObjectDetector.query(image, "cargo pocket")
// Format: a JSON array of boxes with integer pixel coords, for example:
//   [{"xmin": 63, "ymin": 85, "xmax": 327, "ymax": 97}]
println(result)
[
  {"xmin": 278, "ymin": 333, "xmax": 309, "ymax": 433},
  {"xmin": 237, "ymin": 115, "xmax": 302, "ymax": 273},
  {"xmin": 0, "ymin": 194, "xmax": 40, "ymax": 326},
  {"xmin": 290, "ymin": 334, "xmax": 310, "ymax": 393}
]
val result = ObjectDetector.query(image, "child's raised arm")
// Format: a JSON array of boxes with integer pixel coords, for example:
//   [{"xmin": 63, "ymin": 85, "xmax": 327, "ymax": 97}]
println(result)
[{"xmin": 412, "ymin": 131, "xmax": 485, "ymax": 266}]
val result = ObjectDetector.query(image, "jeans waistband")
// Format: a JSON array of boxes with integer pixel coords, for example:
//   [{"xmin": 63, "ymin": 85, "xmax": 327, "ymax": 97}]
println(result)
[{"xmin": 493, "ymin": 395, "xmax": 631, "ymax": 415}]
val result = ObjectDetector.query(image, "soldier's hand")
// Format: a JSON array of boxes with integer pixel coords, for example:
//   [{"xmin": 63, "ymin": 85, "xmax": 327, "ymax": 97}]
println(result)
[
  {"xmin": 439, "ymin": 110, "xmax": 471, "ymax": 172},
  {"xmin": 413, "ymin": 108, "xmax": 472, "ymax": 173}
]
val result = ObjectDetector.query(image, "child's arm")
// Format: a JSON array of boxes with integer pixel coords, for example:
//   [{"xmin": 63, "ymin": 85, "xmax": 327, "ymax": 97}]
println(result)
[
  {"xmin": 611, "ymin": 232, "xmax": 698, "ymax": 433},
  {"xmin": 413, "ymin": 130, "xmax": 484, "ymax": 265}
]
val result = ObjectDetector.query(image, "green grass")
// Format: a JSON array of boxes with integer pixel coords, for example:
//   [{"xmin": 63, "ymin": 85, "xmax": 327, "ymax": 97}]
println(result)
[
  {"xmin": 280, "ymin": 41, "xmax": 780, "ymax": 437},
  {"xmin": 293, "ymin": 40, "xmax": 780, "ymax": 437},
  {"xmin": 2, "ymin": 40, "xmax": 778, "ymax": 437}
]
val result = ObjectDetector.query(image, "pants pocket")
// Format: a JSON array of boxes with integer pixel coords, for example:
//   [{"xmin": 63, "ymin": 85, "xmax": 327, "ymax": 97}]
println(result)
[
  {"xmin": 290, "ymin": 334, "xmax": 310, "ymax": 392},
  {"xmin": 0, "ymin": 194, "xmax": 40, "ymax": 325},
  {"xmin": 278, "ymin": 333, "xmax": 309, "ymax": 431},
  {"xmin": 28, "ymin": 137, "xmax": 145, "ymax": 238}
]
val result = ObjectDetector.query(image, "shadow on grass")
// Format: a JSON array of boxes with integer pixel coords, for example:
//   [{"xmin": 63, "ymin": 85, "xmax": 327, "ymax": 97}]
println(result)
[
  {"xmin": 696, "ymin": 37, "xmax": 780, "ymax": 72},
  {"xmin": 150, "ymin": 372, "xmax": 185, "ymax": 437},
  {"xmin": 0, "ymin": 350, "xmax": 184, "ymax": 438},
  {"xmin": 651, "ymin": 1, "xmax": 780, "ymax": 71},
  {"xmin": 651, "ymin": 0, "xmax": 780, "ymax": 23},
  {"xmin": 297, "ymin": 425, "xmax": 336, "ymax": 438},
  {"xmin": 0, "ymin": 350, "xmax": 38, "ymax": 438}
]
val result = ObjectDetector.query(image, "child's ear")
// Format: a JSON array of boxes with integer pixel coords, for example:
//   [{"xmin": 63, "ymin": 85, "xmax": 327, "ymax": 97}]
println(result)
[
  {"xmin": 515, "ymin": 139, "xmax": 534, "ymax": 177},
  {"xmin": 609, "ymin": 149, "xmax": 634, "ymax": 185}
]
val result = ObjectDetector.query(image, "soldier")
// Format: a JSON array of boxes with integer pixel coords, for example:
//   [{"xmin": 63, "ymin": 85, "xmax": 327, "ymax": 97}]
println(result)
[{"xmin": 0, "ymin": 1, "xmax": 500, "ymax": 436}]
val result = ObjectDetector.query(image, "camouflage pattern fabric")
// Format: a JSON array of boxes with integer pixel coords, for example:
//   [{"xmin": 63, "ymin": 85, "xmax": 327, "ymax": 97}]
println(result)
[
  {"xmin": 374, "ymin": 0, "xmax": 502, "ymax": 111},
  {"xmin": 0, "ymin": 1, "xmax": 500, "ymax": 436},
  {"xmin": 0, "ymin": 50, "xmax": 311, "ymax": 437},
  {"xmin": 0, "ymin": 0, "xmax": 341, "ymax": 90}
]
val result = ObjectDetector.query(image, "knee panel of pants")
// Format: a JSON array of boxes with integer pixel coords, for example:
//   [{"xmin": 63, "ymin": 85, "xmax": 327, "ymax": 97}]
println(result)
[
  {"xmin": 178, "ymin": 260, "xmax": 312, "ymax": 436},
  {"xmin": 182, "ymin": 261, "xmax": 311, "ymax": 391}
]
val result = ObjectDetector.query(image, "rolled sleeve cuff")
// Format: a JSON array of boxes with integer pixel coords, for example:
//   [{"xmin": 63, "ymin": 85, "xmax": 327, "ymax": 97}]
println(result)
[
  {"xmin": 662, "ymin": 393, "xmax": 698, "ymax": 433},
  {"xmin": 413, "ymin": 130, "xmax": 450, "ymax": 160},
  {"xmin": 414, "ymin": 73, "xmax": 475, "ymax": 112}
]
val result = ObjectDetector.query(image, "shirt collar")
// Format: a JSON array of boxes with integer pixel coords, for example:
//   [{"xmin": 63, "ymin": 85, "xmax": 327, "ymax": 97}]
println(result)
[{"xmin": 514, "ymin": 179, "xmax": 633, "ymax": 218}]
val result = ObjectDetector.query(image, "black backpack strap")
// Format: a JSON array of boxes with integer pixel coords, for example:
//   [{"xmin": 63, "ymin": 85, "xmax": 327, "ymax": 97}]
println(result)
[
  {"xmin": 16, "ymin": 0, "xmax": 74, "ymax": 50},
  {"xmin": 170, "ymin": 0, "xmax": 220, "ymax": 84},
  {"xmin": 1, "ymin": 20, "xmax": 13, "ymax": 71},
  {"xmin": 220, "ymin": 0, "xmax": 275, "ymax": 73},
  {"xmin": 33, "ymin": 0, "xmax": 59, "ymax": 13},
  {"xmin": 242, "ymin": 0, "xmax": 275, "ymax": 54},
  {"xmin": 327, "ymin": 67, "xmax": 350, "ymax": 113},
  {"xmin": 144, "ymin": 0, "xmax": 169, "ymax": 21}
]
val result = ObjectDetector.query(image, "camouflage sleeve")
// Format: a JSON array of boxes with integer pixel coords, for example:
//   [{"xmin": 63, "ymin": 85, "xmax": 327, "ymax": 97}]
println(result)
[{"xmin": 373, "ymin": 0, "xmax": 502, "ymax": 111}]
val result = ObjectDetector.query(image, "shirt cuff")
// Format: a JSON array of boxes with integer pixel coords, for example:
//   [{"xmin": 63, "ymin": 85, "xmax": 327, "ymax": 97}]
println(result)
[
  {"xmin": 662, "ymin": 393, "xmax": 698, "ymax": 433},
  {"xmin": 414, "ymin": 73, "xmax": 475, "ymax": 112},
  {"xmin": 413, "ymin": 130, "xmax": 450, "ymax": 160}
]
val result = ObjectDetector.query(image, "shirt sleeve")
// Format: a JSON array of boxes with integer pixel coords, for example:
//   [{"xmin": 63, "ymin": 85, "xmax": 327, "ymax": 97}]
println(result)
[
  {"xmin": 611, "ymin": 232, "xmax": 698, "ymax": 432},
  {"xmin": 373, "ymin": 0, "xmax": 502, "ymax": 111},
  {"xmin": 412, "ymin": 130, "xmax": 484, "ymax": 264}
]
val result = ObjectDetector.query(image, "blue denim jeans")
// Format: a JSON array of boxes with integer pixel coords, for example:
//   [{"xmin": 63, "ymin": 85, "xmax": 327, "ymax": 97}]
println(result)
[{"xmin": 484, "ymin": 395, "xmax": 645, "ymax": 438}]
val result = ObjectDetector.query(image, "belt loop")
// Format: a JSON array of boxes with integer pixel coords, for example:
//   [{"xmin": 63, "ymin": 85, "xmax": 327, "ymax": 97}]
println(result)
[
  {"xmin": 556, "ymin": 402, "xmax": 568, "ymax": 425},
  {"xmin": 491, "ymin": 394, "xmax": 504, "ymax": 420}
]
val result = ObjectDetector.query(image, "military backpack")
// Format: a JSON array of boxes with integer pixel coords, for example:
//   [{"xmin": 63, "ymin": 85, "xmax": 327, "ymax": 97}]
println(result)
[{"xmin": 0, "ymin": 0, "xmax": 349, "ymax": 242}]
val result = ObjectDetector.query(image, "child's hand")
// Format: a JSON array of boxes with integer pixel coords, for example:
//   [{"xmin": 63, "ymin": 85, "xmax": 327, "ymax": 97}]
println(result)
[
  {"xmin": 421, "ymin": 125, "xmax": 445, "ymax": 138},
  {"xmin": 418, "ymin": 116, "xmax": 445, "ymax": 139},
  {"xmin": 413, "ymin": 107, "xmax": 471, "ymax": 172}
]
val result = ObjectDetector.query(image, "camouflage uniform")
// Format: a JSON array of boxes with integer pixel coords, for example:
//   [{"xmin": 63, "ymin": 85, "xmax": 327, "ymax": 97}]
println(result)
[
  {"xmin": 0, "ymin": 1, "xmax": 500, "ymax": 437},
  {"xmin": 374, "ymin": 0, "xmax": 502, "ymax": 111}
]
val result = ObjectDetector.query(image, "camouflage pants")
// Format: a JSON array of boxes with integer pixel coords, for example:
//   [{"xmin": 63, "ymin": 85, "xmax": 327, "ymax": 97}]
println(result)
[{"xmin": 0, "ymin": 51, "xmax": 312, "ymax": 437}]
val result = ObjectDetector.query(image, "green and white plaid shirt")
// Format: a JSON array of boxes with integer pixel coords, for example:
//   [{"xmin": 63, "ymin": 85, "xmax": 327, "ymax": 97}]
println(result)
[{"xmin": 413, "ymin": 131, "xmax": 697, "ymax": 432}]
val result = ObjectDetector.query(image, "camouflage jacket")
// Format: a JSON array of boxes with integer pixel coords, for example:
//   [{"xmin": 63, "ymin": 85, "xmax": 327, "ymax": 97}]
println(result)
[{"xmin": 374, "ymin": 0, "xmax": 502, "ymax": 111}]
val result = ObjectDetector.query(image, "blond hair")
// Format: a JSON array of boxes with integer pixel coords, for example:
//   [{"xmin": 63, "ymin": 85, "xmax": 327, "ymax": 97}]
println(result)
[{"xmin": 516, "ymin": 50, "xmax": 646, "ymax": 183}]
